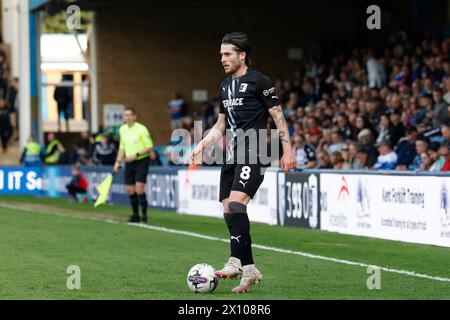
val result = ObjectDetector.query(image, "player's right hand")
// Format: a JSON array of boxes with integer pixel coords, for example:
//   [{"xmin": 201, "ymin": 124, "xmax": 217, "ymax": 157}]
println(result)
[
  {"xmin": 113, "ymin": 162, "xmax": 121, "ymax": 173},
  {"xmin": 190, "ymin": 146, "xmax": 203, "ymax": 165}
]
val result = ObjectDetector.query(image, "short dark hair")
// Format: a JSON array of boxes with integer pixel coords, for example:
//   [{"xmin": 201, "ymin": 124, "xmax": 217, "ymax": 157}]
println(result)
[
  {"xmin": 125, "ymin": 107, "xmax": 136, "ymax": 114},
  {"xmin": 222, "ymin": 32, "xmax": 252, "ymax": 66}
]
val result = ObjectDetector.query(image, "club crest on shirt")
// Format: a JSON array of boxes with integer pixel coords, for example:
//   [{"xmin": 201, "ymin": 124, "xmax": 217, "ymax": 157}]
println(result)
[{"xmin": 239, "ymin": 83, "xmax": 248, "ymax": 92}]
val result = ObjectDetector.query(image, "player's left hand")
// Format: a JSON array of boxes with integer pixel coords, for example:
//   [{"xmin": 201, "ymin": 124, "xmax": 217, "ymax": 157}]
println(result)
[{"xmin": 280, "ymin": 150, "xmax": 296, "ymax": 173}]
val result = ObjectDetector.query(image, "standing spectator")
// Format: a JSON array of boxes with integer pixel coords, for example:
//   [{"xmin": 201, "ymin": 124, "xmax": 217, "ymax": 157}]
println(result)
[
  {"xmin": 20, "ymin": 136, "xmax": 42, "ymax": 166},
  {"xmin": 5, "ymin": 78, "xmax": 18, "ymax": 139},
  {"xmin": 92, "ymin": 134, "xmax": 117, "ymax": 165},
  {"xmin": 374, "ymin": 140, "xmax": 397, "ymax": 170},
  {"xmin": 292, "ymin": 134, "xmax": 317, "ymax": 169},
  {"xmin": 53, "ymin": 75, "xmax": 73, "ymax": 132},
  {"xmin": 365, "ymin": 49, "xmax": 386, "ymax": 88},
  {"xmin": 0, "ymin": 98, "xmax": 12, "ymax": 152},
  {"xmin": 167, "ymin": 92, "xmax": 186, "ymax": 130},
  {"xmin": 44, "ymin": 133, "xmax": 65, "ymax": 164}
]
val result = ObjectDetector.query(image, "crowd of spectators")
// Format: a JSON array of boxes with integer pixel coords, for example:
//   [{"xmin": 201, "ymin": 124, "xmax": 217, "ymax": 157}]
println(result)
[
  {"xmin": 15, "ymin": 29, "xmax": 450, "ymax": 172},
  {"xmin": 0, "ymin": 38, "xmax": 19, "ymax": 153},
  {"xmin": 174, "ymin": 29, "xmax": 450, "ymax": 172}
]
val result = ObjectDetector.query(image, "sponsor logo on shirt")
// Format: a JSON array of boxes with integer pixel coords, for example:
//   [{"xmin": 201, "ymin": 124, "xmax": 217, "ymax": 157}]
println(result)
[
  {"xmin": 263, "ymin": 87, "xmax": 275, "ymax": 96},
  {"xmin": 223, "ymin": 98, "xmax": 244, "ymax": 108},
  {"xmin": 239, "ymin": 83, "xmax": 248, "ymax": 92}
]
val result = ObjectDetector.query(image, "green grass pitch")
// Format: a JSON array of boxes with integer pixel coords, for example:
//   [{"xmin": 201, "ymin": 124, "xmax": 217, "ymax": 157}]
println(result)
[{"xmin": 0, "ymin": 195, "xmax": 449, "ymax": 299}]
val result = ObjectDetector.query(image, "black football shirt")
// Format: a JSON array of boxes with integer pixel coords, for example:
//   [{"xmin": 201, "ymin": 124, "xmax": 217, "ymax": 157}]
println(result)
[{"xmin": 219, "ymin": 69, "xmax": 280, "ymax": 163}]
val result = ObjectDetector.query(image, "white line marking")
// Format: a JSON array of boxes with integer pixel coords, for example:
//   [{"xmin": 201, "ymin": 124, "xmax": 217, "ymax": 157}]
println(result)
[{"xmin": 2, "ymin": 202, "xmax": 450, "ymax": 283}]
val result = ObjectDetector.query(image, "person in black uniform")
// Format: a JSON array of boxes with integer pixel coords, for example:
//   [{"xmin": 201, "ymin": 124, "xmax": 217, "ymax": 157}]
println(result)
[{"xmin": 190, "ymin": 32, "xmax": 295, "ymax": 293}]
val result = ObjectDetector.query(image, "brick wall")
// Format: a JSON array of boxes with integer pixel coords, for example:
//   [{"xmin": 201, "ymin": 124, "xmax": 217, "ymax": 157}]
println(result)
[{"xmin": 94, "ymin": 2, "xmax": 417, "ymax": 145}]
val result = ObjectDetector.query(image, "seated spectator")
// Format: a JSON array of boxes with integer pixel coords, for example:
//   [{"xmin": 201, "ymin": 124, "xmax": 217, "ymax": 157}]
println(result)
[
  {"xmin": 327, "ymin": 131, "xmax": 345, "ymax": 154},
  {"xmin": 353, "ymin": 146, "xmax": 370, "ymax": 169},
  {"xmin": 388, "ymin": 109, "xmax": 405, "ymax": 146},
  {"xmin": 430, "ymin": 144, "xmax": 448, "ymax": 171},
  {"xmin": 92, "ymin": 134, "xmax": 118, "ymax": 165},
  {"xmin": 330, "ymin": 151, "xmax": 345, "ymax": 169},
  {"xmin": 419, "ymin": 152, "xmax": 432, "ymax": 171},
  {"xmin": 440, "ymin": 145, "xmax": 450, "ymax": 171},
  {"xmin": 430, "ymin": 88, "xmax": 448, "ymax": 128},
  {"xmin": 375, "ymin": 114, "xmax": 391, "ymax": 146},
  {"xmin": 292, "ymin": 134, "xmax": 317, "ymax": 169},
  {"xmin": 395, "ymin": 127, "xmax": 418, "ymax": 170},
  {"xmin": 340, "ymin": 143, "xmax": 352, "ymax": 169},
  {"xmin": 66, "ymin": 164, "xmax": 89, "ymax": 202},
  {"xmin": 317, "ymin": 150, "xmax": 333, "ymax": 169},
  {"xmin": 409, "ymin": 136, "xmax": 429, "ymax": 170},
  {"xmin": 374, "ymin": 140, "xmax": 397, "ymax": 170},
  {"xmin": 357, "ymin": 129, "xmax": 378, "ymax": 167},
  {"xmin": 20, "ymin": 136, "xmax": 43, "ymax": 166}
]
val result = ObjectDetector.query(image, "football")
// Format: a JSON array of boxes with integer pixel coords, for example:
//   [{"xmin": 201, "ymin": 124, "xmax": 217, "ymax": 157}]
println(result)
[{"xmin": 186, "ymin": 263, "xmax": 219, "ymax": 293}]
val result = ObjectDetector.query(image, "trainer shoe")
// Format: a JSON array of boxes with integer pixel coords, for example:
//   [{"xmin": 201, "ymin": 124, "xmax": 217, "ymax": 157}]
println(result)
[
  {"xmin": 231, "ymin": 265, "xmax": 262, "ymax": 293},
  {"xmin": 141, "ymin": 214, "xmax": 148, "ymax": 224},
  {"xmin": 215, "ymin": 257, "xmax": 242, "ymax": 279},
  {"xmin": 125, "ymin": 215, "xmax": 141, "ymax": 223}
]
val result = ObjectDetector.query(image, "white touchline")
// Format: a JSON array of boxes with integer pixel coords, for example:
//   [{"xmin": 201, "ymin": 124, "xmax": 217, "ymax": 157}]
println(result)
[{"xmin": 2, "ymin": 202, "xmax": 450, "ymax": 284}]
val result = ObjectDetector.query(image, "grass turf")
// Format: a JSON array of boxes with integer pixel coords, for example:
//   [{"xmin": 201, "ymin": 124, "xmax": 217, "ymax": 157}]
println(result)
[{"xmin": 0, "ymin": 195, "xmax": 449, "ymax": 299}]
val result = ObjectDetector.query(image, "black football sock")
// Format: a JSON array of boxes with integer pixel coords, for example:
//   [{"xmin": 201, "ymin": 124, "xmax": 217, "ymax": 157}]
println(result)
[
  {"xmin": 138, "ymin": 193, "xmax": 148, "ymax": 216},
  {"xmin": 224, "ymin": 212, "xmax": 232, "ymax": 234},
  {"xmin": 228, "ymin": 202, "xmax": 251, "ymax": 263},
  {"xmin": 129, "ymin": 193, "xmax": 139, "ymax": 216}
]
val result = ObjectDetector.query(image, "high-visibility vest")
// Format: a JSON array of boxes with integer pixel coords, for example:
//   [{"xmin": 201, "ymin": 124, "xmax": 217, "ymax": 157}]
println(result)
[
  {"xmin": 24, "ymin": 141, "xmax": 41, "ymax": 164},
  {"xmin": 44, "ymin": 140, "xmax": 61, "ymax": 164}
]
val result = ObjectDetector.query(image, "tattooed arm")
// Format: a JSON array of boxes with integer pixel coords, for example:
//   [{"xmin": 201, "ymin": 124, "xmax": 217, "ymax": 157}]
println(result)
[
  {"xmin": 268, "ymin": 105, "xmax": 296, "ymax": 172},
  {"xmin": 190, "ymin": 113, "xmax": 226, "ymax": 164}
]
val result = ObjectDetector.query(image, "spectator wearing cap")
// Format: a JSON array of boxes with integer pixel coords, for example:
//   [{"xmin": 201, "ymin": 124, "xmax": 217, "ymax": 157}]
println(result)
[
  {"xmin": 395, "ymin": 127, "xmax": 418, "ymax": 170},
  {"xmin": 357, "ymin": 128, "xmax": 378, "ymax": 167},
  {"xmin": 374, "ymin": 139, "xmax": 397, "ymax": 170},
  {"xmin": 388, "ymin": 109, "xmax": 405, "ymax": 146},
  {"xmin": 409, "ymin": 136, "xmax": 429, "ymax": 170}
]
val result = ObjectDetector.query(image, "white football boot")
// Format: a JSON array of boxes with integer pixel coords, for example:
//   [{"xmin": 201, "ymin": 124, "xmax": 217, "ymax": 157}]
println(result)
[
  {"xmin": 231, "ymin": 264, "xmax": 262, "ymax": 293},
  {"xmin": 215, "ymin": 257, "xmax": 243, "ymax": 279}
]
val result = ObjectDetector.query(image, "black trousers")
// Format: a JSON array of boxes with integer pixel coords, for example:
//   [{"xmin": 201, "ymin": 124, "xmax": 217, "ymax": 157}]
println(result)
[{"xmin": 66, "ymin": 184, "xmax": 86, "ymax": 200}]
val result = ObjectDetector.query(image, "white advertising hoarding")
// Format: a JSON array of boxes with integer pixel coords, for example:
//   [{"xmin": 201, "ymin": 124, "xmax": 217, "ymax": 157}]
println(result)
[
  {"xmin": 177, "ymin": 168, "xmax": 278, "ymax": 225},
  {"xmin": 320, "ymin": 173, "xmax": 442, "ymax": 246}
]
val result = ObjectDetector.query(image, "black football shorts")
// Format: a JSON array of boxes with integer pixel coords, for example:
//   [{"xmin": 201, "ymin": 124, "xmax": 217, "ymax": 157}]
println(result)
[
  {"xmin": 124, "ymin": 156, "xmax": 150, "ymax": 185},
  {"xmin": 219, "ymin": 163, "xmax": 268, "ymax": 201}
]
